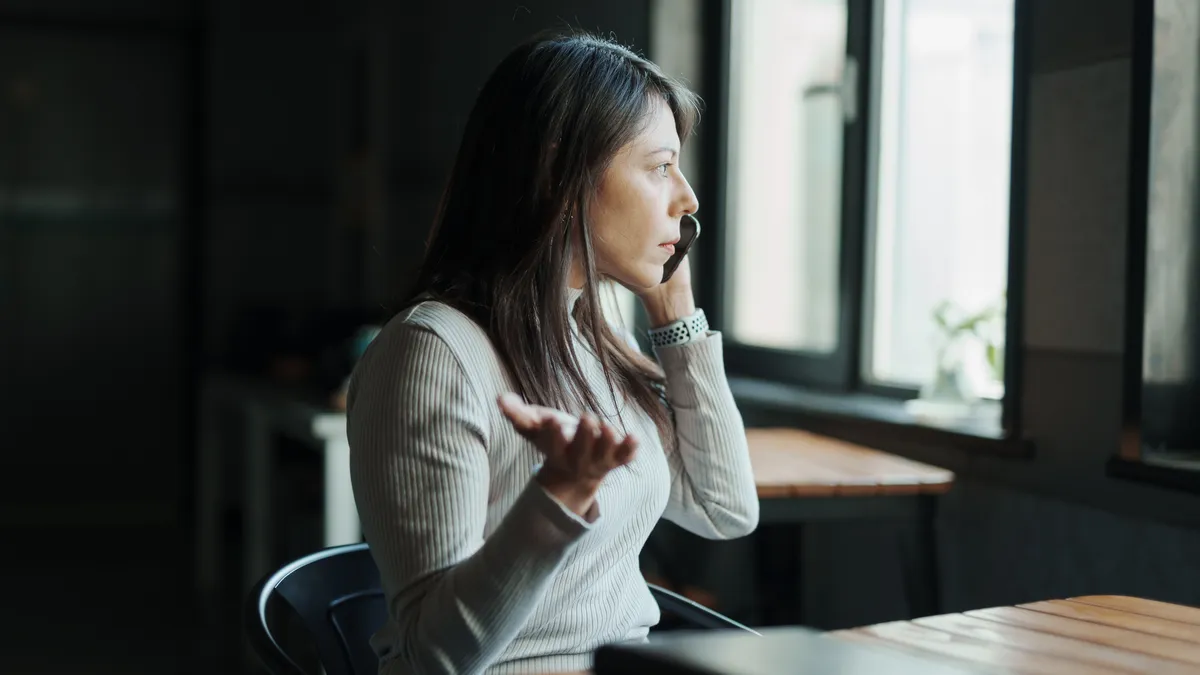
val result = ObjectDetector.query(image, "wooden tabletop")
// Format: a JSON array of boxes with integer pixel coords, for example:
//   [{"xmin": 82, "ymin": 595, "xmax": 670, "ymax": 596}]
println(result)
[
  {"xmin": 747, "ymin": 428, "xmax": 954, "ymax": 498},
  {"xmin": 829, "ymin": 595, "xmax": 1200, "ymax": 674}
]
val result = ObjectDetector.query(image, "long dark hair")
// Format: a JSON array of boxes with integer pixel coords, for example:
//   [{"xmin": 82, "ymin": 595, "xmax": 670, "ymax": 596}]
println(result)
[{"xmin": 405, "ymin": 33, "xmax": 700, "ymax": 447}]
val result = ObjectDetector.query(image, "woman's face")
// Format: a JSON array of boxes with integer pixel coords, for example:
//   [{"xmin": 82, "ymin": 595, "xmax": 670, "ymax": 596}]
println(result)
[{"xmin": 582, "ymin": 98, "xmax": 700, "ymax": 291}]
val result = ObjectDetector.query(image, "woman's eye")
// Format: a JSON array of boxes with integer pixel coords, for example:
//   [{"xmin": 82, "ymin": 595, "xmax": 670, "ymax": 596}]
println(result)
[{"xmin": 656, "ymin": 163, "xmax": 671, "ymax": 177}]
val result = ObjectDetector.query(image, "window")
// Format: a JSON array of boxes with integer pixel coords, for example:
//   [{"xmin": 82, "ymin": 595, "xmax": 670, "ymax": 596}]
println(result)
[
  {"xmin": 1133, "ymin": 0, "xmax": 1200, "ymax": 465},
  {"xmin": 1143, "ymin": 0, "xmax": 1200, "ymax": 387},
  {"xmin": 865, "ymin": 0, "xmax": 1012, "ymax": 399},
  {"xmin": 712, "ymin": 0, "xmax": 1017, "ymax": 427},
  {"xmin": 724, "ymin": 0, "xmax": 847, "ymax": 354},
  {"xmin": 1111, "ymin": 0, "xmax": 1200, "ymax": 480}
]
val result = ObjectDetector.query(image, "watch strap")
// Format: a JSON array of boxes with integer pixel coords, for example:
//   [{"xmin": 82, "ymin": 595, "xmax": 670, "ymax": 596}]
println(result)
[{"xmin": 648, "ymin": 309, "xmax": 709, "ymax": 348}]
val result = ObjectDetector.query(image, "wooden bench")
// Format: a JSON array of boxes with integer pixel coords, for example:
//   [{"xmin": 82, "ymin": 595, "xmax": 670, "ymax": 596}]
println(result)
[
  {"xmin": 746, "ymin": 428, "xmax": 955, "ymax": 624},
  {"xmin": 829, "ymin": 595, "xmax": 1200, "ymax": 674}
]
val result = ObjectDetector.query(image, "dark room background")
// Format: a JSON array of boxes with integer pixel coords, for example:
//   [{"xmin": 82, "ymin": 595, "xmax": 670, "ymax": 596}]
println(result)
[{"xmin": 2, "ymin": 1, "xmax": 1199, "ymax": 674}]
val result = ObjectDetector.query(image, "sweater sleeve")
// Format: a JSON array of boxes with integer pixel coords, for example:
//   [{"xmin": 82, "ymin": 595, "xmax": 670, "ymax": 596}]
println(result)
[
  {"xmin": 653, "ymin": 331, "xmax": 759, "ymax": 540},
  {"xmin": 347, "ymin": 320, "xmax": 596, "ymax": 675}
]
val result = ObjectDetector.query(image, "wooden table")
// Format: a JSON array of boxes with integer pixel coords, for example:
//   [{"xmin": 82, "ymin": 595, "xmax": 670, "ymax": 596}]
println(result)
[
  {"xmin": 749, "ymin": 427, "xmax": 954, "ymax": 502},
  {"xmin": 746, "ymin": 428, "xmax": 955, "ymax": 624},
  {"xmin": 830, "ymin": 595, "xmax": 1200, "ymax": 674}
]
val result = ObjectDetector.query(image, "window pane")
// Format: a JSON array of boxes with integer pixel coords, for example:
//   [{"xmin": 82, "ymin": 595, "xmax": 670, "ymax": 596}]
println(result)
[
  {"xmin": 1144, "ymin": 0, "xmax": 1200, "ymax": 385},
  {"xmin": 867, "ymin": 0, "xmax": 1012, "ymax": 398},
  {"xmin": 1140, "ymin": 0, "xmax": 1200, "ymax": 461},
  {"xmin": 725, "ymin": 0, "xmax": 846, "ymax": 352}
]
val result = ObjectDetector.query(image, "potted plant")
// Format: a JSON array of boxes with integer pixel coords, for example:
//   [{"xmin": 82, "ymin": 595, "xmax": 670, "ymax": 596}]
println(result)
[{"xmin": 908, "ymin": 292, "xmax": 1006, "ymax": 418}]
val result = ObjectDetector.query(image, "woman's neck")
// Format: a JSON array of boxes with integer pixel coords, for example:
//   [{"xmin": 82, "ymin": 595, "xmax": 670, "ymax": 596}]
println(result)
[
  {"xmin": 566, "ymin": 285, "xmax": 584, "ymax": 313},
  {"xmin": 568, "ymin": 261, "xmax": 585, "ymax": 290}
]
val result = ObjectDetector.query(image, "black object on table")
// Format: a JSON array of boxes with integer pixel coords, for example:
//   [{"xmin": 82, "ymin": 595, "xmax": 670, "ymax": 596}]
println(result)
[{"xmin": 594, "ymin": 627, "xmax": 989, "ymax": 675}]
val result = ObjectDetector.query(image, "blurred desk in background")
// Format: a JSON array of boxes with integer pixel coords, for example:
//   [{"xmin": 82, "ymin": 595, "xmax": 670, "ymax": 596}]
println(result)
[
  {"xmin": 194, "ymin": 397, "xmax": 956, "ymax": 626},
  {"xmin": 195, "ymin": 372, "xmax": 358, "ymax": 599},
  {"xmin": 746, "ymin": 428, "xmax": 954, "ymax": 624}
]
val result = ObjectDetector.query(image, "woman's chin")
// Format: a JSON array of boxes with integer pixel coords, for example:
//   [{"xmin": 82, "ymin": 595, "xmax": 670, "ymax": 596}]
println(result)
[
  {"xmin": 606, "ymin": 268, "xmax": 661, "ymax": 292},
  {"xmin": 631, "ymin": 269, "xmax": 664, "ymax": 291}
]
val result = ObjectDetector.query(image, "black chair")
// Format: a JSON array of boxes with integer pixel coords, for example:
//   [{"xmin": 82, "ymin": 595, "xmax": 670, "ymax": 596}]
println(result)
[
  {"xmin": 649, "ymin": 582, "xmax": 759, "ymax": 634},
  {"xmin": 245, "ymin": 543, "xmax": 758, "ymax": 675}
]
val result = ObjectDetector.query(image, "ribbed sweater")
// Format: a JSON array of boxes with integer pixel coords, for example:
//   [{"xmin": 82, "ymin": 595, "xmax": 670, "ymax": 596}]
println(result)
[{"xmin": 347, "ymin": 288, "xmax": 758, "ymax": 674}]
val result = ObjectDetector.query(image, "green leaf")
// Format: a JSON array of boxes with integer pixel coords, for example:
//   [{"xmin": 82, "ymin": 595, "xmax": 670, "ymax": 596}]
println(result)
[
  {"xmin": 986, "ymin": 344, "xmax": 1005, "ymax": 379},
  {"xmin": 933, "ymin": 301, "xmax": 952, "ymax": 332}
]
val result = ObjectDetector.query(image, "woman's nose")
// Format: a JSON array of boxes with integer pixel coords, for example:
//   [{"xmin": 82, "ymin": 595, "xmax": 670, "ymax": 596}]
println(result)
[{"xmin": 677, "ymin": 175, "xmax": 699, "ymax": 215}]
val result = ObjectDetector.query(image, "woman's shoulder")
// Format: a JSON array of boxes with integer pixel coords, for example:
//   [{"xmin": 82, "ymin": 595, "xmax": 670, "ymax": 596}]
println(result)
[
  {"xmin": 348, "ymin": 298, "xmax": 506, "ymax": 411},
  {"xmin": 346, "ymin": 300, "xmax": 499, "ymax": 445},
  {"xmin": 396, "ymin": 298, "xmax": 489, "ymax": 341},
  {"xmin": 362, "ymin": 298, "xmax": 501, "ymax": 377}
]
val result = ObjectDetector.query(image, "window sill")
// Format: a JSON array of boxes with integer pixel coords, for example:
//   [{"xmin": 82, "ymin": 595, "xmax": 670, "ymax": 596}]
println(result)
[
  {"xmin": 1107, "ymin": 454, "xmax": 1200, "ymax": 496},
  {"xmin": 729, "ymin": 376, "xmax": 1033, "ymax": 458}
]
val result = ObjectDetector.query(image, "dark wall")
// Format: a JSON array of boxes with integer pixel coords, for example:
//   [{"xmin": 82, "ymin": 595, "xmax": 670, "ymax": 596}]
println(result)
[
  {"xmin": 376, "ymin": 0, "xmax": 652, "ymax": 304},
  {"xmin": 0, "ymin": 3, "xmax": 652, "ymax": 672},
  {"xmin": 0, "ymin": 0, "xmax": 194, "ymax": 524},
  {"xmin": 202, "ymin": 0, "xmax": 353, "ymax": 365},
  {"xmin": 723, "ymin": 0, "xmax": 1200, "ymax": 629},
  {"xmin": 0, "ymin": 0, "xmax": 653, "ymax": 553},
  {"xmin": 0, "ymin": 3, "xmax": 199, "ymax": 673},
  {"xmin": 200, "ymin": 0, "xmax": 651, "ymax": 366}
]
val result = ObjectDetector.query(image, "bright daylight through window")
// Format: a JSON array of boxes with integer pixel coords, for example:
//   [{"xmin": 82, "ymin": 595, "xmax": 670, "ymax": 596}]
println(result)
[
  {"xmin": 725, "ymin": 0, "xmax": 1013, "ymax": 417},
  {"xmin": 867, "ymin": 0, "xmax": 1012, "ymax": 402},
  {"xmin": 725, "ymin": 0, "xmax": 846, "ymax": 353}
]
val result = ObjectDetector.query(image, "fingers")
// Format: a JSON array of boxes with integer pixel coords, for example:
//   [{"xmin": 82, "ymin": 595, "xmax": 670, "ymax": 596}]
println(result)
[
  {"xmin": 560, "ymin": 414, "xmax": 596, "ymax": 469},
  {"xmin": 613, "ymin": 433, "xmax": 638, "ymax": 467},
  {"xmin": 499, "ymin": 396, "xmax": 639, "ymax": 477},
  {"xmin": 568, "ymin": 413, "xmax": 637, "ymax": 473},
  {"xmin": 498, "ymin": 394, "xmax": 582, "ymax": 437},
  {"xmin": 498, "ymin": 394, "xmax": 552, "ymax": 425},
  {"xmin": 499, "ymin": 394, "xmax": 561, "ymax": 442},
  {"xmin": 533, "ymin": 416, "xmax": 570, "ymax": 454},
  {"xmin": 596, "ymin": 419, "xmax": 617, "ymax": 449},
  {"xmin": 596, "ymin": 421, "xmax": 637, "ymax": 468},
  {"xmin": 497, "ymin": 393, "xmax": 536, "ymax": 431}
]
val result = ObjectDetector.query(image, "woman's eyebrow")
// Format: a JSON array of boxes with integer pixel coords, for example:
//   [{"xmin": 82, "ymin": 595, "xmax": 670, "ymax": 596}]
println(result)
[{"xmin": 646, "ymin": 146, "xmax": 679, "ymax": 158}]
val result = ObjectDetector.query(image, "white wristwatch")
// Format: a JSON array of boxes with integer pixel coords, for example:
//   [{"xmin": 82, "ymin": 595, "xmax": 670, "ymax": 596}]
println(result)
[{"xmin": 648, "ymin": 309, "xmax": 709, "ymax": 348}]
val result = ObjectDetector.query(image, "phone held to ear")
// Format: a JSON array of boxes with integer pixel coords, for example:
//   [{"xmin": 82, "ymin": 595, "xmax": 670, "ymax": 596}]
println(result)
[{"xmin": 661, "ymin": 214, "xmax": 700, "ymax": 283}]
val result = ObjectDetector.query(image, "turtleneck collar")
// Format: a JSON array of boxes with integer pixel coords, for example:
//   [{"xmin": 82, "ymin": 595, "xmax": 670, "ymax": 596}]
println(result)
[{"xmin": 566, "ymin": 286, "xmax": 584, "ymax": 314}]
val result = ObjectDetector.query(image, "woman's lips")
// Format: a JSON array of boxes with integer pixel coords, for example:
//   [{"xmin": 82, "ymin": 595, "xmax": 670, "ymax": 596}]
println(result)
[{"xmin": 659, "ymin": 243, "xmax": 676, "ymax": 255}]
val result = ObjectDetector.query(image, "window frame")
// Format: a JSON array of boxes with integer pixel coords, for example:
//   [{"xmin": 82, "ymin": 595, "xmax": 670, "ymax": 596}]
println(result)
[
  {"xmin": 699, "ymin": 0, "xmax": 873, "ymax": 392},
  {"xmin": 695, "ymin": 0, "xmax": 1030, "ymax": 440},
  {"xmin": 1117, "ymin": 0, "xmax": 1188, "ymax": 470}
]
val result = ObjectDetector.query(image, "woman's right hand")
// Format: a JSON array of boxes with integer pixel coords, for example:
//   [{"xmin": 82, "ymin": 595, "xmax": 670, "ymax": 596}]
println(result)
[{"xmin": 497, "ymin": 393, "xmax": 639, "ymax": 517}]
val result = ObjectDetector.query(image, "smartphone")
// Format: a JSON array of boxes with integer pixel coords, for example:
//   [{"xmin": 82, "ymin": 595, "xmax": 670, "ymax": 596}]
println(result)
[{"xmin": 662, "ymin": 213, "xmax": 700, "ymax": 283}]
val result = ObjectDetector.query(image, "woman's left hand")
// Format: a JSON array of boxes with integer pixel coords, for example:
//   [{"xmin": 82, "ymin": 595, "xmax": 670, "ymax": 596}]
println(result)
[{"xmin": 637, "ymin": 255, "xmax": 697, "ymax": 328}]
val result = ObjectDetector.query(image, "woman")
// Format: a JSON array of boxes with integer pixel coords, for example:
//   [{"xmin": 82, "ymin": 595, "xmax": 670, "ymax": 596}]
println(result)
[{"xmin": 347, "ymin": 33, "xmax": 758, "ymax": 675}]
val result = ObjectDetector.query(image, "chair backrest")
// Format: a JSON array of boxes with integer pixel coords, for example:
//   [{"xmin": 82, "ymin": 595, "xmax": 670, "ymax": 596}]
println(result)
[
  {"xmin": 244, "ymin": 543, "xmax": 384, "ymax": 675},
  {"xmin": 246, "ymin": 544, "xmax": 757, "ymax": 675},
  {"xmin": 646, "ymin": 583, "xmax": 760, "ymax": 635}
]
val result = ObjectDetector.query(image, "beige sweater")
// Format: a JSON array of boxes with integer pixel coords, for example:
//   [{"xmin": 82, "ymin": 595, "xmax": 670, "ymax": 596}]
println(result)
[{"xmin": 347, "ymin": 288, "xmax": 758, "ymax": 675}]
